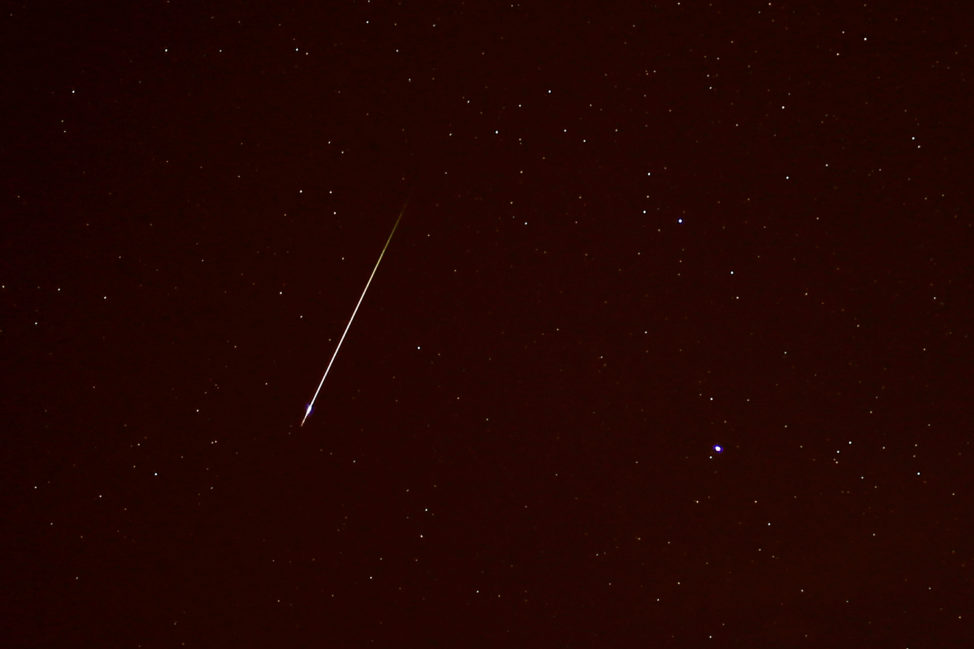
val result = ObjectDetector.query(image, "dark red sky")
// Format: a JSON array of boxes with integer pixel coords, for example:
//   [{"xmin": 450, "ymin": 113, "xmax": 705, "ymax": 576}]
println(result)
[{"xmin": 4, "ymin": 1, "xmax": 972, "ymax": 646}]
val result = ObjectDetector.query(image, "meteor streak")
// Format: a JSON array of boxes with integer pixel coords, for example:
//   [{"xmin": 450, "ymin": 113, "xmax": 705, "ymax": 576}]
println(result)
[{"xmin": 300, "ymin": 203, "xmax": 407, "ymax": 426}]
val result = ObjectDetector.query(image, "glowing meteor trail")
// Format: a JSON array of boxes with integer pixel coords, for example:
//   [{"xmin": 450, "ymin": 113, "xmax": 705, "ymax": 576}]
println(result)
[{"xmin": 300, "ymin": 204, "xmax": 406, "ymax": 426}]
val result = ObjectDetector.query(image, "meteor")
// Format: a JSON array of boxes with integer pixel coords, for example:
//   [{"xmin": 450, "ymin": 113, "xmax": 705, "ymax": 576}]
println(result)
[{"xmin": 300, "ymin": 202, "xmax": 407, "ymax": 427}]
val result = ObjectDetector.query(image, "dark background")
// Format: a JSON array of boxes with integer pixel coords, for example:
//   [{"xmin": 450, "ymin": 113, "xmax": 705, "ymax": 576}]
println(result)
[{"xmin": 3, "ymin": 1, "xmax": 972, "ymax": 646}]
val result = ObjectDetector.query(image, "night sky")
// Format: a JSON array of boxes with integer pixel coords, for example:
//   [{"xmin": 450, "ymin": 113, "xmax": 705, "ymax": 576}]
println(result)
[{"xmin": 4, "ymin": 1, "xmax": 973, "ymax": 646}]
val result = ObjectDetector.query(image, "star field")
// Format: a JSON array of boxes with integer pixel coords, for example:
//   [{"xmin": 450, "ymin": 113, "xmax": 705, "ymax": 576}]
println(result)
[{"xmin": 3, "ymin": 1, "xmax": 972, "ymax": 646}]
